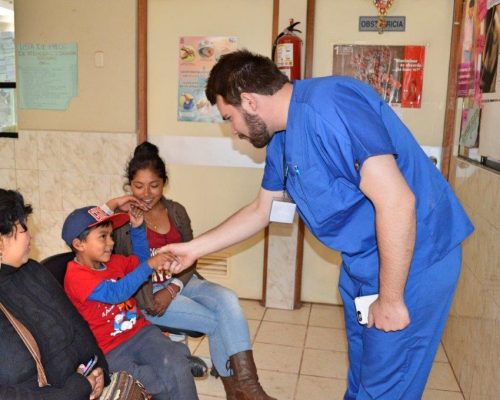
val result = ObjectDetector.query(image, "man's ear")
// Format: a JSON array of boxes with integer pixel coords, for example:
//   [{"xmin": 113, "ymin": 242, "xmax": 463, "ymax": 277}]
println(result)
[
  {"xmin": 240, "ymin": 92, "xmax": 258, "ymax": 113},
  {"xmin": 72, "ymin": 238, "xmax": 85, "ymax": 252}
]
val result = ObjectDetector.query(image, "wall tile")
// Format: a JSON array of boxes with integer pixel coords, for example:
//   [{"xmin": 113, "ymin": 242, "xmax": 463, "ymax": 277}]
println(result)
[
  {"xmin": 16, "ymin": 169, "xmax": 40, "ymax": 213},
  {"xmin": 61, "ymin": 132, "xmax": 104, "ymax": 175},
  {"xmin": 444, "ymin": 158, "xmax": 500, "ymax": 400},
  {"xmin": 39, "ymin": 170, "xmax": 63, "ymax": 211},
  {"xmin": 101, "ymin": 132, "xmax": 136, "ymax": 175},
  {"xmin": 37, "ymin": 131, "xmax": 63, "ymax": 171},
  {"xmin": 61, "ymin": 171, "xmax": 111, "ymax": 211},
  {"xmin": 0, "ymin": 138, "xmax": 15, "ymax": 168},
  {"xmin": 0, "ymin": 168, "xmax": 16, "ymax": 189},
  {"xmin": 15, "ymin": 131, "xmax": 38, "ymax": 170}
]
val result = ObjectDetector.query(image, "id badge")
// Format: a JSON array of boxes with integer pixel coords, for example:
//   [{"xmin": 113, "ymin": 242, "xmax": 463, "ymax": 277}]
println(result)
[{"xmin": 270, "ymin": 196, "xmax": 297, "ymax": 224}]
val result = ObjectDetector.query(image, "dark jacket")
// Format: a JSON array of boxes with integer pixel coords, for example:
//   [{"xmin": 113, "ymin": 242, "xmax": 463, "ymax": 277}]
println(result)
[
  {"xmin": 0, "ymin": 260, "xmax": 109, "ymax": 400},
  {"xmin": 113, "ymin": 197, "xmax": 198, "ymax": 311}
]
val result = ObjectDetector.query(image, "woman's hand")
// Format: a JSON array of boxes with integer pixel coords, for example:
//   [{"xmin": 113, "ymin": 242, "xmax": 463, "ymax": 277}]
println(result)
[
  {"xmin": 150, "ymin": 286, "xmax": 177, "ymax": 316},
  {"xmin": 106, "ymin": 195, "xmax": 151, "ymax": 213},
  {"xmin": 87, "ymin": 368, "xmax": 105, "ymax": 400},
  {"xmin": 77, "ymin": 365, "xmax": 105, "ymax": 400}
]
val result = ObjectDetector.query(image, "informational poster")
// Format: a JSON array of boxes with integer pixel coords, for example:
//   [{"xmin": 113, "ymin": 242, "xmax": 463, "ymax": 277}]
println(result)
[
  {"xmin": 459, "ymin": 104, "xmax": 481, "ymax": 147},
  {"xmin": 480, "ymin": 5, "xmax": 500, "ymax": 94},
  {"xmin": 332, "ymin": 44, "xmax": 425, "ymax": 108},
  {"xmin": 478, "ymin": 100, "xmax": 500, "ymax": 159},
  {"xmin": 0, "ymin": 31, "xmax": 15, "ymax": 82},
  {"xmin": 17, "ymin": 43, "xmax": 78, "ymax": 110},
  {"xmin": 177, "ymin": 36, "xmax": 237, "ymax": 122}
]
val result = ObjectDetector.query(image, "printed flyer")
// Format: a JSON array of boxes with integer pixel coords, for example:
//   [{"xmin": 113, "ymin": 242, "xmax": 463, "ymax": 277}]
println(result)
[
  {"xmin": 332, "ymin": 44, "xmax": 426, "ymax": 108},
  {"xmin": 177, "ymin": 36, "xmax": 237, "ymax": 122}
]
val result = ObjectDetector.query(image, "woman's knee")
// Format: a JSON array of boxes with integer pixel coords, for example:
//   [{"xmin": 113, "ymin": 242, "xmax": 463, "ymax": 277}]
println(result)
[{"xmin": 215, "ymin": 286, "xmax": 240, "ymax": 309}]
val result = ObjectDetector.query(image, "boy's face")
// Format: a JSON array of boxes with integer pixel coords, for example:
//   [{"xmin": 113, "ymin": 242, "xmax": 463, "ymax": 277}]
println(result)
[{"xmin": 76, "ymin": 224, "xmax": 114, "ymax": 267}]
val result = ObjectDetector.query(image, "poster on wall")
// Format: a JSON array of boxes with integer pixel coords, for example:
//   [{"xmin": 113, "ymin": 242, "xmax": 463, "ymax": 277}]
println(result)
[
  {"xmin": 177, "ymin": 36, "xmax": 237, "ymax": 122},
  {"xmin": 480, "ymin": 5, "xmax": 500, "ymax": 94},
  {"xmin": 332, "ymin": 44, "xmax": 425, "ymax": 108},
  {"xmin": 459, "ymin": 102, "xmax": 481, "ymax": 147},
  {"xmin": 17, "ymin": 43, "xmax": 78, "ymax": 110}
]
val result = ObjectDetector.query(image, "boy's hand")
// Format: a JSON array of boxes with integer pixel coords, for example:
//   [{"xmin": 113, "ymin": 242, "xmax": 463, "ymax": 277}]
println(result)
[
  {"xmin": 128, "ymin": 205, "xmax": 144, "ymax": 228},
  {"xmin": 147, "ymin": 252, "xmax": 177, "ymax": 274},
  {"xmin": 106, "ymin": 195, "xmax": 151, "ymax": 213}
]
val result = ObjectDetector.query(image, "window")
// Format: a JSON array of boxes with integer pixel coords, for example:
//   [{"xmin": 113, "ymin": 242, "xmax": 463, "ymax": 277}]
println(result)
[{"xmin": 0, "ymin": 0, "xmax": 16, "ymax": 137}]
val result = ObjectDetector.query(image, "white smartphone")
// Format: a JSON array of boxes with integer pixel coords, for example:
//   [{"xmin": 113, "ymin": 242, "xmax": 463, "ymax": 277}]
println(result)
[{"xmin": 354, "ymin": 294, "xmax": 379, "ymax": 325}]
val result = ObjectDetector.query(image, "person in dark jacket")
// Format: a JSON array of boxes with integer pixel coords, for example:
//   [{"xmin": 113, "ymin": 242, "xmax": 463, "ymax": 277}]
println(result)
[{"xmin": 0, "ymin": 188, "xmax": 108, "ymax": 400}]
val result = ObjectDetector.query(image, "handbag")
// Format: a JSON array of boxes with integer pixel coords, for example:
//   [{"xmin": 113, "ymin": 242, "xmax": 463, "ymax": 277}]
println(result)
[
  {"xmin": 0, "ymin": 302, "xmax": 151, "ymax": 400},
  {"xmin": 99, "ymin": 371, "xmax": 152, "ymax": 400}
]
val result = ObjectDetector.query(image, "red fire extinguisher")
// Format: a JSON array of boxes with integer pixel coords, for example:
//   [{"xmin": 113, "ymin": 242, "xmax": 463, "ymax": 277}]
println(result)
[{"xmin": 272, "ymin": 19, "xmax": 303, "ymax": 81}]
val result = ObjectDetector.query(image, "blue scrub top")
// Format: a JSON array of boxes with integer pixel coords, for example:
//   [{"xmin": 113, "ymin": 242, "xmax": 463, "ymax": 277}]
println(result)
[{"xmin": 262, "ymin": 77, "xmax": 473, "ymax": 283}]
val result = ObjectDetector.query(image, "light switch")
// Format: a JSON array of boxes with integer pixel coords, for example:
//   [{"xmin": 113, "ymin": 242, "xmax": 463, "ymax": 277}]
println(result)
[{"xmin": 95, "ymin": 51, "xmax": 104, "ymax": 68}]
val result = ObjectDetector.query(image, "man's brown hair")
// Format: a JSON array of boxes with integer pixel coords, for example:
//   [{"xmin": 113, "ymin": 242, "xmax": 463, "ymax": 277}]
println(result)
[{"xmin": 205, "ymin": 49, "xmax": 289, "ymax": 106}]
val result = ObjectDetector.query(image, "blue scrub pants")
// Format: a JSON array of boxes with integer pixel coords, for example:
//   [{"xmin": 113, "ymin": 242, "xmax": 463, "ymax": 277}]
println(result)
[{"xmin": 339, "ymin": 246, "xmax": 462, "ymax": 400}]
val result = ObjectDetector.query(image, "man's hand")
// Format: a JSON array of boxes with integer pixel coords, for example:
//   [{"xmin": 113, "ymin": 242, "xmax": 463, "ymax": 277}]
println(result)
[
  {"xmin": 147, "ymin": 252, "xmax": 176, "ymax": 275},
  {"xmin": 367, "ymin": 297, "xmax": 410, "ymax": 332},
  {"xmin": 158, "ymin": 242, "xmax": 196, "ymax": 275}
]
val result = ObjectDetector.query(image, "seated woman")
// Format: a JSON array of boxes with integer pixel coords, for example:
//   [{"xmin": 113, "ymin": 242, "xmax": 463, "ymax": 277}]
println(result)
[
  {"xmin": 107, "ymin": 142, "xmax": 275, "ymax": 400},
  {"xmin": 0, "ymin": 189, "xmax": 108, "ymax": 400}
]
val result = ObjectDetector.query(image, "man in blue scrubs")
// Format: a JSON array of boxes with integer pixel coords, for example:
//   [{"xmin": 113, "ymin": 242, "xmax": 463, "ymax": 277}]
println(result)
[{"xmin": 162, "ymin": 50, "xmax": 474, "ymax": 399}]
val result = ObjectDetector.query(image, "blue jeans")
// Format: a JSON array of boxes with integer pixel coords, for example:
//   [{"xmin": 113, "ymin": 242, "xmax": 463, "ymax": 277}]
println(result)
[
  {"xmin": 105, "ymin": 325, "xmax": 198, "ymax": 400},
  {"xmin": 144, "ymin": 275, "xmax": 252, "ymax": 377}
]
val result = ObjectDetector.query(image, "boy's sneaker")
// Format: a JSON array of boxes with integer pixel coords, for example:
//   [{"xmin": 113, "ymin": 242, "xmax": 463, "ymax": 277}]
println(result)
[{"xmin": 187, "ymin": 355, "xmax": 208, "ymax": 378}]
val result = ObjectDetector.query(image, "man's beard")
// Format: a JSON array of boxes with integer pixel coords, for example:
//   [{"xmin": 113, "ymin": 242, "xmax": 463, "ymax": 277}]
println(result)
[{"xmin": 241, "ymin": 109, "xmax": 272, "ymax": 148}]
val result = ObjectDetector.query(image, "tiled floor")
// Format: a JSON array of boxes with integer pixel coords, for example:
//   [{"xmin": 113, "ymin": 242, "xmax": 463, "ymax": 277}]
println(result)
[{"xmin": 189, "ymin": 300, "xmax": 464, "ymax": 400}]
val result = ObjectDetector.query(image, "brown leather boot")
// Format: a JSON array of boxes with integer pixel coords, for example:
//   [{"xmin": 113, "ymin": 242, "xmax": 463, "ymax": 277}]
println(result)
[
  {"xmin": 229, "ymin": 350, "xmax": 276, "ymax": 400},
  {"xmin": 221, "ymin": 375, "xmax": 239, "ymax": 400}
]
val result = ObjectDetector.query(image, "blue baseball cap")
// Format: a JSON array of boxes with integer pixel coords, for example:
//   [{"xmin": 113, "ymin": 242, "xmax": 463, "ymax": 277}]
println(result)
[{"xmin": 62, "ymin": 206, "xmax": 129, "ymax": 247}]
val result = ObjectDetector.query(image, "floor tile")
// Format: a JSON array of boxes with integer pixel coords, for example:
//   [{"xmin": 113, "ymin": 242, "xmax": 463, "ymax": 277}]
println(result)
[
  {"xmin": 295, "ymin": 375, "xmax": 347, "ymax": 400},
  {"xmin": 435, "ymin": 343, "xmax": 449, "ymax": 363},
  {"xmin": 309, "ymin": 304, "xmax": 345, "ymax": 329},
  {"xmin": 255, "ymin": 321, "xmax": 307, "ymax": 347},
  {"xmin": 240, "ymin": 299, "xmax": 266, "ymax": 320},
  {"xmin": 258, "ymin": 370, "xmax": 298, "ymax": 400},
  {"xmin": 194, "ymin": 374, "xmax": 225, "ymax": 398},
  {"xmin": 248, "ymin": 318, "xmax": 261, "ymax": 342},
  {"xmin": 305, "ymin": 326, "xmax": 347, "ymax": 352},
  {"xmin": 198, "ymin": 395, "xmax": 224, "ymax": 400},
  {"xmin": 422, "ymin": 389, "xmax": 464, "ymax": 400},
  {"xmin": 264, "ymin": 303, "xmax": 311, "ymax": 325},
  {"xmin": 426, "ymin": 362, "xmax": 461, "ymax": 392},
  {"xmin": 194, "ymin": 337, "xmax": 210, "ymax": 358},
  {"xmin": 300, "ymin": 349, "xmax": 348, "ymax": 380},
  {"xmin": 193, "ymin": 301, "xmax": 465, "ymax": 400},
  {"xmin": 253, "ymin": 342, "xmax": 303, "ymax": 374}
]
